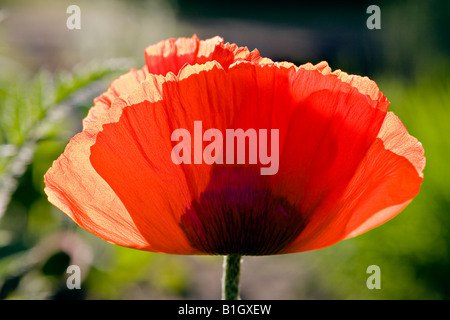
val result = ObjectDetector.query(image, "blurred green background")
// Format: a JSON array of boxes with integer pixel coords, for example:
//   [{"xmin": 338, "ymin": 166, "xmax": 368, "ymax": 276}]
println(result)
[{"xmin": 0, "ymin": 0, "xmax": 448, "ymax": 299}]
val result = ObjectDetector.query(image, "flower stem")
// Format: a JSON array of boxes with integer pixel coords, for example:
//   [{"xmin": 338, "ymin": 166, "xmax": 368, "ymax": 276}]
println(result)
[{"xmin": 222, "ymin": 254, "xmax": 242, "ymax": 300}]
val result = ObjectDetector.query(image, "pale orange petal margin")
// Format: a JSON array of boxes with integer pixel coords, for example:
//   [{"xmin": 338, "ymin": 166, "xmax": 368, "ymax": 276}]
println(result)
[{"xmin": 83, "ymin": 68, "xmax": 148, "ymax": 129}]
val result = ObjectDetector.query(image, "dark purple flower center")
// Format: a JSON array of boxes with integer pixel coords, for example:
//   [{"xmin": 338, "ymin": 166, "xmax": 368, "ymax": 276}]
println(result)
[{"xmin": 180, "ymin": 166, "xmax": 307, "ymax": 255}]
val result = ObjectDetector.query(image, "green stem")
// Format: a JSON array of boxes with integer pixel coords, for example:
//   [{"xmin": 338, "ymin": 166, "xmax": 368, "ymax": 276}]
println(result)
[{"xmin": 222, "ymin": 254, "xmax": 242, "ymax": 300}]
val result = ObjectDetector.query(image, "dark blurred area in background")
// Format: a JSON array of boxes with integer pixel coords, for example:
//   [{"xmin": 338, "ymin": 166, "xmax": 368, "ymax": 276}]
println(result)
[
  {"xmin": 0, "ymin": 0, "xmax": 449, "ymax": 300},
  {"xmin": 177, "ymin": 0, "xmax": 450, "ymax": 78}
]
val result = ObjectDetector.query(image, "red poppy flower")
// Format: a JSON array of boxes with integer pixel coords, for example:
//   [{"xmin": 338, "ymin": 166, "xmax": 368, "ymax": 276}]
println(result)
[{"xmin": 44, "ymin": 35, "xmax": 425, "ymax": 256}]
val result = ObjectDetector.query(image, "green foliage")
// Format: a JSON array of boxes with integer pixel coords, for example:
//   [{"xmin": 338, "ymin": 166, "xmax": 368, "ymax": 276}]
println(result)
[
  {"xmin": 0, "ymin": 59, "xmax": 131, "ymax": 299},
  {"xmin": 0, "ymin": 59, "xmax": 130, "ymax": 216}
]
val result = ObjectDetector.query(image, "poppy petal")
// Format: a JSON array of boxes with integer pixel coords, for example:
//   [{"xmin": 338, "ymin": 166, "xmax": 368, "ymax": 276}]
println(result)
[
  {"xmin": 44, "ymin": 130, "xmax": 153, "ymax": 251},
  {"xmin": 343, "ymin": 111, "xmax": 425, "ymax": 238},
  {"xmin": 89, "ymin": 62, "xmax": 228, "ymax": 254},
  {"xmin": 271, "ymin": 64, "xmax": 387, "ymax": 224},
  {"xmin": 284, "ymin": 111, "xmax": 425, "ymax": 252},
  {"xmin": 82, "ymin": 67, "xmax": 148, "ymax": 130},
  {"xmin": 45, "ymin": 65, "xmax": 218, "ymax": 254},
  {"xmin": 144, "ymin": 34, "xmax": 271, "ymax": 76}
]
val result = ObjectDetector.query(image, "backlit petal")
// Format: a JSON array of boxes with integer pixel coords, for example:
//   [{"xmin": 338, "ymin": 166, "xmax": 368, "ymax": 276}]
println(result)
[{"xmin": 285, "ymin": 112, "xmax": 425, "ymax": 252}]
